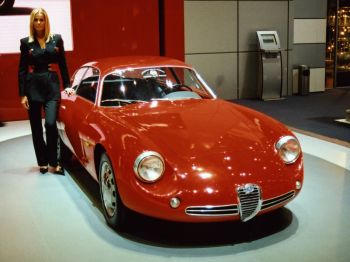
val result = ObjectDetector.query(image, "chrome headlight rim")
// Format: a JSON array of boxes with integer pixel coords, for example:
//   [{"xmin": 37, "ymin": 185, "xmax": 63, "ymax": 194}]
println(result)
[
  {"xmin": 276, "ymin": 135, "xmax": 301, "ymax": 164},
  {"xmin": 133, "ymin": 151, "xmax": 165, "ymax": 183}
]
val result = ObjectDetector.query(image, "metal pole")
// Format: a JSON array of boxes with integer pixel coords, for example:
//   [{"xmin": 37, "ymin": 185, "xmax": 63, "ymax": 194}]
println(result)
[{"xmin": 334, "ymin": 0, "xmax": 339, "ymax": 88}]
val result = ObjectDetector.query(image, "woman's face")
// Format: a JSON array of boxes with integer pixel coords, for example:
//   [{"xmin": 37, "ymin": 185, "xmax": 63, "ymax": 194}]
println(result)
[{"xmin": 33, "ymin": 13, "xmax": 45, "ymax": 33}]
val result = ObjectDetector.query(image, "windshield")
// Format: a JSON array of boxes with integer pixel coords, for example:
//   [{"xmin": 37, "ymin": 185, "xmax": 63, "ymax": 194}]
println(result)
[{"xmin": 100, "ymin": 67, "xmax": 212, "ymax": 106}]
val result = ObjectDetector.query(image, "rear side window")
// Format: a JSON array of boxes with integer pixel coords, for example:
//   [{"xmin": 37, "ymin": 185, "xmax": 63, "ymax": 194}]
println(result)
[{"xmin": 75, "ymin": 67, "xmax": 100, "ymax": 103}]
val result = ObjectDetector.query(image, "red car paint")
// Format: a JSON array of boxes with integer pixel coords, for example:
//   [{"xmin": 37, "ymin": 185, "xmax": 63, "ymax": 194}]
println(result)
[{"xmin": 58, "ymin": 56, "xmax": 303, "ymax": 223}]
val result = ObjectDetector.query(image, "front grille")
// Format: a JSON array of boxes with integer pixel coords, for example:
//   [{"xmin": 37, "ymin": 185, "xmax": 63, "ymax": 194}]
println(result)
[
  {"xmin": 186, "ymin": 204, "xmax": 239, "ymax": 216},
  {"xmin": 184, "ymin": 187, "xmax": 294, "ymax": 221},
  {"xmin": 237, "ymin": 184, "xmax": 262, "ymax": 222},
  {"xmin": 261, "ymin": 191, "xmax": 295, "ymax": 210}
]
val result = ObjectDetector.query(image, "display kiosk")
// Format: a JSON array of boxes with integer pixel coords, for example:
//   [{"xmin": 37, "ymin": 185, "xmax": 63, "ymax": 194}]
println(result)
[{"xmin": 256, "ymin": 31, "xmax": 282, "ymax": 100}]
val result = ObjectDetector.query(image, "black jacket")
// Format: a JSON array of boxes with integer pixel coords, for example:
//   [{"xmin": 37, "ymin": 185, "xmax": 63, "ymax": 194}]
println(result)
[{"xmin": 18, "ymin": 34, "xmax": 70, "ymax": 101}]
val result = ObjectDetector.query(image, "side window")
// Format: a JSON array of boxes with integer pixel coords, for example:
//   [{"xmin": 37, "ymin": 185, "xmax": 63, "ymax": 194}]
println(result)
[
  {"xmin": 101, "ymin": 74, "xmax": 128, "ymax": 106},
  {"xmin": 71, "ymin": 67, "xmax": 88, "ymax": 89},
  {"xmin": 75, "ymin": 67, "xmax": 100, "ymax": 103},
  {"xmin": 183, "ymin": 70, "xmax": 201, "ymax": 90}
]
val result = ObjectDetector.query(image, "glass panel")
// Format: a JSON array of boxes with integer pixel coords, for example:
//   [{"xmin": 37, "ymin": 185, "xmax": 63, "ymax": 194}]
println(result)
[
  {"xmin": 336, "ymin": 0, "xmax": 350, "ymax": 87},
  {"xmin": 75, "ymin": 67, "xmax": 100, "ymax": 103},
  {"xmin": 326, "ymin": 0, "xmax": 337, "ymax": 89},
  {"xmin": 71, "ymin": 67, "xmax": 88, "ymax": 89},
  {"xmin": 101, "ymin": 67, "xmax": 212, "ymax": 106}
]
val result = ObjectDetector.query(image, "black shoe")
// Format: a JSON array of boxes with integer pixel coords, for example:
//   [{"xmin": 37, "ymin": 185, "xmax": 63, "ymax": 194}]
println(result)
[
  {"xmin": 54, "ymin": 166, "xmax": 65, "ymax": 175},
  {"xmin": 39, "ymin": 167, "xmax": 48, "ymax": 174}
]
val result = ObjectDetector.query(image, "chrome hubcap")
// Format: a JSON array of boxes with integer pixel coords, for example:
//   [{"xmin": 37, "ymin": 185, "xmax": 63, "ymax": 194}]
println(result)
[{"xmin": 101, "ymin": 161, "xmax": 117, "ymax": 217}]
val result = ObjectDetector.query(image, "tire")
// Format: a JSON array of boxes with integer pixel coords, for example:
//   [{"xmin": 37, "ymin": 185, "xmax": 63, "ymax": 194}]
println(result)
[
  {"xmin": 99, "ymin": 153, "xmax": 126, "ymax": 230},
  {"xmin": 0, "ymin": 0, "xmax": 15, "ymax": 13}
]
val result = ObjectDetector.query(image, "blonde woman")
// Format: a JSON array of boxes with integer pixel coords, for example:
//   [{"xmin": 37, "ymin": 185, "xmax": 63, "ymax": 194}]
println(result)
[{"xmin": 18, "ymin": 8, "xmax": 70, "ymax": 175}]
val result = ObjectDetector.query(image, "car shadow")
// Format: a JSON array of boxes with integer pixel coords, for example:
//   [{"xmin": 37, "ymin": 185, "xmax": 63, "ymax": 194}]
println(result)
[
  {"xmin": 64, "ymin": 160, "xmax": 296, "ymax": 248},
  {"xmin": 120, "ymin": 207, "xmax": 295, "ymax": 248}
]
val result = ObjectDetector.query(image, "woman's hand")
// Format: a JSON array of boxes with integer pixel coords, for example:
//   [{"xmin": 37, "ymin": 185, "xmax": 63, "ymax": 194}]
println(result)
[
  {"xmin": 21, "ymin": 96, "xmax": 29, "ymax": 110},
  {"xmin": 64, "ymin": 87, "xmax": 75, "ymax": 96}
]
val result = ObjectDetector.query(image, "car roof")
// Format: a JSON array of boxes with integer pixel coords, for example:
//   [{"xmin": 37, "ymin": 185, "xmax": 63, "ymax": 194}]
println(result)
[{"xmin": 80, "ymin": 56, "xmax": 192, "ymax": 75}]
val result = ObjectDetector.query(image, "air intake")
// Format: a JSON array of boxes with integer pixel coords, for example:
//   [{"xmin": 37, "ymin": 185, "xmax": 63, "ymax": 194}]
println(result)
[
  {"xmin": 261, "ymin": 191, "xmax": 295, "ymax": 210},
  {"xmin": 186, "ymin": 204, "xmax": 239, "ymax": 216},
  {"xmin": 237, "ymin": 184, "xmax": 262, "ymax": 222}
]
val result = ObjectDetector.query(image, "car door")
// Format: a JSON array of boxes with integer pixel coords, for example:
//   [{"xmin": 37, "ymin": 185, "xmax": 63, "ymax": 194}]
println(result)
[
  {"xmin": 59, "ymin": 66, "xmax": 88, "ymax": 155},
  {"xmin": 60, "ymin": 66, "xmax": 100, "ymax": 173}
]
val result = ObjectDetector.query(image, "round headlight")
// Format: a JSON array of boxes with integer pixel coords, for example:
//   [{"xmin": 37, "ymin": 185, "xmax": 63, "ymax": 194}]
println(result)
[
  {"xmin": 134, "ymin": 151, "xmax": 165, "ymax": 183},
  {"xmin": 276, "ymin": 136, "xmax": 301, "ymax": 164}
]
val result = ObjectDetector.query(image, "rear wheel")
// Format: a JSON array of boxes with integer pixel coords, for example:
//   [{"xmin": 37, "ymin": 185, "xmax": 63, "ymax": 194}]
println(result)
[{"xmin": 99, "ymin": 153, "xmax": 126, "ymax": 230}]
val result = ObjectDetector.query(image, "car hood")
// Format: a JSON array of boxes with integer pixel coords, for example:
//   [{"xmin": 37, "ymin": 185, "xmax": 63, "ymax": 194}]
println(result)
[
  {"xmin": 101, "ymin": 98, "xmax": 299, "ymax": 197},
  {"xmin": 103, "ymin": 99, "xmax": 289, "ymax": 163}
]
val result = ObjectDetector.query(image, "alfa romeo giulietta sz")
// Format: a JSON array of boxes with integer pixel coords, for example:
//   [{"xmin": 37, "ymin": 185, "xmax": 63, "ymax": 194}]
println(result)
[{"xmin": 57, "ymin": 56, "xmax": 303, "ymax": 230}]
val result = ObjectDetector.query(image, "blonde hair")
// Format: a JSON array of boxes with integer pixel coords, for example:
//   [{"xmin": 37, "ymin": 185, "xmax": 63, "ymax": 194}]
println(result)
[{"xmin": 28, "ymin": 8, "xmax": 52, "ymax": 43}]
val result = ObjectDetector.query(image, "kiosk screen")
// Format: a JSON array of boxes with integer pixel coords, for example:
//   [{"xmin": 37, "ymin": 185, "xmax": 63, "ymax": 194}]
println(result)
[{"xmin": 261, "ymin": 34, "xmax": 276, "ymax": 44}]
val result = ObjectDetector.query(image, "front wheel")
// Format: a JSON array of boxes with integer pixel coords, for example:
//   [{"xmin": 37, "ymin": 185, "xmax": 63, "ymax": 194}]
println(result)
[{"xmin": 99, "ymin": 153, "xmax": 126, "ymax": 230}]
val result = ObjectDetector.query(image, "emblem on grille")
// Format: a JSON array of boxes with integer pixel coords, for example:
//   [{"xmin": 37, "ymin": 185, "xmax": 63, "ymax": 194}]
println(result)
[
  {"xmin": 237, "ymin": 184, "xmax": 262, "ymax": 222},
  {"xmin": 242, "ymin": 184, "xmax": 255, "ymax": 194}
]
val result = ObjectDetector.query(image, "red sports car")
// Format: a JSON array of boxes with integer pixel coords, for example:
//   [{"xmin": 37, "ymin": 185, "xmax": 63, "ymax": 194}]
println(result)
[{"xmin": 57, "ymin": 56, "xmax": 303, "ymax": 230}]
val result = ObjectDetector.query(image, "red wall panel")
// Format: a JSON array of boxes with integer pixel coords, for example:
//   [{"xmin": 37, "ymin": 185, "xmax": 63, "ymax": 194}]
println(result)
[
  {"xmin": 160, "ymin": 0, "xmax": 184, "ymax": 60},
  {"xmin": 69, "ymin": 0, "xmax": 160, "ymax": 68},
  {"xmin": 0, "ymin": 0, "xmax": 184, "ymax": 122}
]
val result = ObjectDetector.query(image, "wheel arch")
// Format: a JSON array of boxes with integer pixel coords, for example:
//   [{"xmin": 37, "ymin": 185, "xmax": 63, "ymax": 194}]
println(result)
[{"xmin": 94, "ymin": 143, "xmax": 106, "ymax": 180}]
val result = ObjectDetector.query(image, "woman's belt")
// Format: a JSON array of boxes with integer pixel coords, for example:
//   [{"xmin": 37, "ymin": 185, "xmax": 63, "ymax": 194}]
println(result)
[{"xmin": 28, "ymin": 64, "xmax": 59, "ymax": 73}]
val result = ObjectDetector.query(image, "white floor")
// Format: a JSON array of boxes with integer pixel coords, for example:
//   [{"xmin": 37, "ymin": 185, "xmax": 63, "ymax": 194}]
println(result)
[
  {"xmin": 0, "ymin": 120, "xmax": 32, "ymax": 143},
  {"xmin": 0, "ymin": 121, "xmax": 349, "ymax": 262}
]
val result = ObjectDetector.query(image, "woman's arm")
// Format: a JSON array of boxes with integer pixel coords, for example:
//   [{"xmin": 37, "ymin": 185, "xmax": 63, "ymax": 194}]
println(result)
[
  {"xmin": 55, "ymin": 34, "xmax": 70, "ymax": 88},
  {"xmin": 18, "ymin": 38, "xmax": 28, "ymax": 97}
]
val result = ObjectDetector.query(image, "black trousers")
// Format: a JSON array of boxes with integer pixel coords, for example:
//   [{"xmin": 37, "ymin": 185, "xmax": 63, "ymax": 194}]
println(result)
[{"xmin": 28, "ymin": 100, "xmax": 59, "ymax": 167}]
